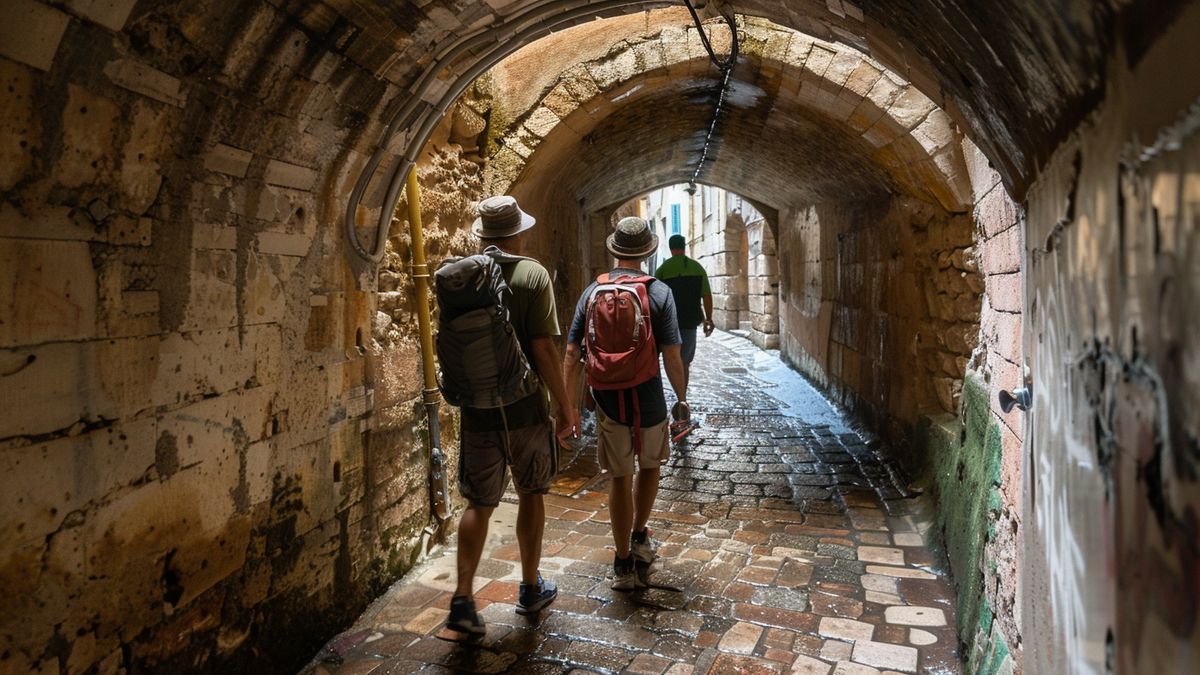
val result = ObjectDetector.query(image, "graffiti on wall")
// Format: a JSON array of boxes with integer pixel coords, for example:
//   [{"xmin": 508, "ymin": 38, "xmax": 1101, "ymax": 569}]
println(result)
[{"xmin": 1026, "ymin": 101, "xmax": 1200, "ymax": 675}]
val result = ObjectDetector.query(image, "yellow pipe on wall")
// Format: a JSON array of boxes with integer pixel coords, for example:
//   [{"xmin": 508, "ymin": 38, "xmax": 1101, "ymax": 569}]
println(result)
[{"xmin": 405, "ymin": 168, "xmax": 449, "ymax": 522}]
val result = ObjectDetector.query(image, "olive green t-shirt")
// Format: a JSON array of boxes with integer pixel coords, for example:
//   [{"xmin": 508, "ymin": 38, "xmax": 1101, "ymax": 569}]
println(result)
[{"xmin": 460, "ymin": 255, "xmax": 560, "ymax": 432}]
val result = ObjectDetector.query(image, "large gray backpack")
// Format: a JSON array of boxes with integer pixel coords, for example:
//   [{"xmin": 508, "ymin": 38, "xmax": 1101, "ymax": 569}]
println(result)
[{"xmin": 434, "ymin": 246, "xmax": 541, "ymax": 408}]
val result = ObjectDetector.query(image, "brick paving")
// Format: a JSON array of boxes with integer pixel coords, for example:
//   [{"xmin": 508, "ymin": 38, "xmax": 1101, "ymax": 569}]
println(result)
[{"xmin": 300, "ymin": 332, "xmax": 962, "ymax": 674}]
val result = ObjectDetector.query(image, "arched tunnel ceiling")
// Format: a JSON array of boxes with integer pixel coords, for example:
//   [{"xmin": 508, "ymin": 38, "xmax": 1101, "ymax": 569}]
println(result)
[
  {"xmin": 514, "ymin": 72, "xmax": 895, "ymax": 214},
  {"xmin": 480, "ymin": 11, "xmax": 965, "ymax": 217},
  {"xmin": 319, "ymin": 0, "xmax": 1189, "ymax": 198}
]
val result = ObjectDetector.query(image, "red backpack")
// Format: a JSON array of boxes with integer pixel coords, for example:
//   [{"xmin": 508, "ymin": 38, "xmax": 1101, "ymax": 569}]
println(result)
[{"xmin": 583, "ymin": 273, "xmax": 660, "ymax": 453}]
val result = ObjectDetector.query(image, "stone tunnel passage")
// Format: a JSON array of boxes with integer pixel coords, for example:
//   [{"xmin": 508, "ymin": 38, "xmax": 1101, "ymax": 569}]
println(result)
[
  {"xmin": 3, "ymin": 1, "xmax": 1200, "ymax": 674},
  {"xmin": 303, "ymin": 332, "xmax": 962, "ymax": 675}
]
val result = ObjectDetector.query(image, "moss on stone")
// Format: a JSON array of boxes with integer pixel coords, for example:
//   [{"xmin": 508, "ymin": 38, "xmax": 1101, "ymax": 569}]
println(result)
[{"xmin": 915, "ymin": 371, "xmax": 1013, "ymax": 674}]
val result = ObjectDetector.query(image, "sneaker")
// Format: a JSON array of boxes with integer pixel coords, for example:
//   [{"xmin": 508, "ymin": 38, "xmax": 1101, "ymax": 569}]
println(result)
[
  {"xmin": 445, "ymin": 595, "xmax": 486, "ymax": 637},
  {"xmin": 611, "ymin": 554, "xmax": 642, "ymax": 591},
  {"xmin": 631, "ymin": 528, "xmax": 658, "ymax": 565},
  {"xmin": 516, "ymin": 573, "xmax": 558, "ymax": 615}
]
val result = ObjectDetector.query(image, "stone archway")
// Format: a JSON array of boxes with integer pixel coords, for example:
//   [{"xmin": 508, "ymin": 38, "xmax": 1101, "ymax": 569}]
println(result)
[{"xmin": 3, "ymin": 1, "xmax": 1198, "ymax": 673}]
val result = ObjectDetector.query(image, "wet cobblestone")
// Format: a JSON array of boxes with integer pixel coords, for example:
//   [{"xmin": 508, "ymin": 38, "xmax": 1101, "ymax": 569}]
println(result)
[{"xmin": 301, "ymin": 332, "xmax": 961, "ymax": 674}]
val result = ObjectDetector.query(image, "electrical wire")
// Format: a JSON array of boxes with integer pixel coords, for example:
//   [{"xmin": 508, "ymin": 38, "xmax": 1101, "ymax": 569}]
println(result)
[{"xmin": 682, "ymin": 0, "xmax": 739, "ymax": 189}]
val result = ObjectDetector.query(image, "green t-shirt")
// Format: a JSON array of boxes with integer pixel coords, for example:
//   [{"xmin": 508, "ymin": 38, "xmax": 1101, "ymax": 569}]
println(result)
[
  {"xmin": 655, "ymin": 254, "xmax": 710, "ymax": 329},
  {"xmin": 461, "ymin": 255, "xmax": 560, "ymax": 432}
]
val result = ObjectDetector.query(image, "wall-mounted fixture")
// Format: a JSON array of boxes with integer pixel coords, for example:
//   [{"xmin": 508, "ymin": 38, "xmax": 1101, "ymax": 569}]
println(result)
[{"xmin": 998, "ymin": 385, "xmax": 1032, "ymax": 412}]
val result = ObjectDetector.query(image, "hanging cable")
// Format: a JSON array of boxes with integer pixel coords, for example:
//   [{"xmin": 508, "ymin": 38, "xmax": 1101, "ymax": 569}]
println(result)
[{"xmin": 682, "ymin": 0, "xmax": 739, "ymax": 189}]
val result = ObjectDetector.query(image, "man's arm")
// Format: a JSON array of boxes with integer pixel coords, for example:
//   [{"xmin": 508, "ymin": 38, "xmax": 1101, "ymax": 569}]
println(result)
[
  {"xmin": 560, "ymin": 342, "xmax": 585, "ymax": 442},
  {"xmin": 700, "ymin": 263, "xmax": 715, "ymax": 336},
  {"xmin": 531, "ymin": 336, "xmax": 578, "ymax": 444},
  {"xmin": 661, "ymin": 344, "xmax": 687, "ymax": 402},
  {"xmin": 702, "ymin": 291, "xmax": 714, "ymax": 336}
]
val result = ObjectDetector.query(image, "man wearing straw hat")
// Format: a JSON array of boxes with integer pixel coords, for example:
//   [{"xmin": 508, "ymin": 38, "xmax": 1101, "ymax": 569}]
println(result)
[
  {"xmin": 444, "ymin": 196, "xmax": 577, "ymax": 638},
  {"xmin": 561, "ymin": 216, "xmax": 688, "ymax": 590}
]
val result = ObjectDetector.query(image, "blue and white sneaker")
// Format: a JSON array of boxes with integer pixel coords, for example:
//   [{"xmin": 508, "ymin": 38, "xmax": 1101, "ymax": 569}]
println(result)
[
  {"xmin": 445, "ymin": 596, "xmax": 486, "ymax": 637},
  {"xmin": 516, "ymin": 573, "xmax": 558, "ymax": 615}
]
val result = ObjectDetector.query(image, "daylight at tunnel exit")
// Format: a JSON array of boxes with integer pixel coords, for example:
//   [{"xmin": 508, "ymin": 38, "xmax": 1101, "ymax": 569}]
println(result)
[{"xmin": 0, "ymin": 0, "xmax": 1198, "ymax": 674}]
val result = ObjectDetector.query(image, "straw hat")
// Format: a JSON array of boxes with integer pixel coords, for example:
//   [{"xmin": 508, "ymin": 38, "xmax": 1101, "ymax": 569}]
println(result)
[
  {"xmin": 606, "ymin": 216, "xmax": 658, "ymax": 260},
  {"xmin": 472, "ymin": 195, "xmax": 536, "ymax": 239}
]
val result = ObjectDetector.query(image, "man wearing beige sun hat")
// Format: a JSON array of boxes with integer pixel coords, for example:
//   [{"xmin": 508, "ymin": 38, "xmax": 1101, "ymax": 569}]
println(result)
[
  {"xmin": 441, "ymin": 195, "xmax": 577, "ymax": 637},
  {"xmin": 561, "ymin": 216, "xmax": 687, "ymax": 591}
]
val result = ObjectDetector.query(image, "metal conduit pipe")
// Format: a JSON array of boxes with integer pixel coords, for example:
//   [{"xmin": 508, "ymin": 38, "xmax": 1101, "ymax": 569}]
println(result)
[
  {"xmin": 405, "ymin": 168, "xmax": 451, "ymax": 522},
  {"xmin": 344, "ymin": 0, "xmax": 674, "ymax": 263}
]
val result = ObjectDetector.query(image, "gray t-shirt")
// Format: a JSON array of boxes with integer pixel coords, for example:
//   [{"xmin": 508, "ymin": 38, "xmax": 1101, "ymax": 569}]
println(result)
[{"xmin": 567, "ymin": 269, "xmax": 681, "ymax": 426}]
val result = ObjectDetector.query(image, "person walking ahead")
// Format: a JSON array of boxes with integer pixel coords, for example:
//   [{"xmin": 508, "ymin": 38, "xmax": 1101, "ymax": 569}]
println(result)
[
  {"xmin": 440, "ymin": 196, "xmax": 578, "ymax": 637},
  {"xmin": 655, "ymin": 234, "xmax": 714, "ymax": 392},
  {"xmin": 562, "ymin": 217, "xmax": 688, "ymax": 590}
]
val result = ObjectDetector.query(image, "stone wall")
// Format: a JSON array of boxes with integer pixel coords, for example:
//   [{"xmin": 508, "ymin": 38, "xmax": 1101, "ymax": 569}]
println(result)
[
  {"xmin": 0, "ymin": 3, "xmax": 474, "ymax": 672},
  {"xmin": 689, "ymin": 194, "xmax": 781, "ymax": 350},
  {"xmin": 770, "ymin": 180, "xmax": 1022, "ymax": 671},
  {"xmin": 776, "ymin": 195, "xmax": 980, "ymax": 441},
  {"xmin": 1021, "ymin": 5, "xmax": 1200, "ymax": 672}
]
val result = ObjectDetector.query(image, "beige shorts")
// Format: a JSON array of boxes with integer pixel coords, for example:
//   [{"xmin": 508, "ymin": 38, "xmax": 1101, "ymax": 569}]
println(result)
[{"xmin": 595, "ymin": 406, "xmax": 670, "ymax": 478}]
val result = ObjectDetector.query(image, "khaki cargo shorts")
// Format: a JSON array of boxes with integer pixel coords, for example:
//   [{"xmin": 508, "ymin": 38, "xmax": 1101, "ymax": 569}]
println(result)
[
  {"xmin": 595, "ymin": 406, "xmax": 670, "ymax": 479},
  {"xmin": 459, "ymin": 419, "xmax": 558, "ymax": 507}
]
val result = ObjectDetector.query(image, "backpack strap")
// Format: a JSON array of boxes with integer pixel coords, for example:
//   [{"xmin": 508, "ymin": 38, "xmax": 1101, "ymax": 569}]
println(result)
[{"xmin": 483, "ymin": 244, "xmax": 535, "ymax": 265}]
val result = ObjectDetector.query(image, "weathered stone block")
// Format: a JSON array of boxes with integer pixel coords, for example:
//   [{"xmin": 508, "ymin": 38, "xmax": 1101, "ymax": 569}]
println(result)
[
  {"xmin": 243, "ymin": 253, "xmax": 296, "ymax": 324},
  {"xmin": 822, "ymin": 51, "xmax": 861, "ymax": 90},
  {"xmin": 861, "ymin": 118, "xmax": 902, "ymax": 149},
  {"xmin": 749, "ymin": 293, "xmax": 778, "ymax": 316},
  {"xmin": 257, "ymin": 231, "xmax": 312, "ymax": 257},
  {"xmin": 57, "ymin": 84, "xmax": 121, "ymax": 188},
  {"xmin": 711, "ymin": 308, "xmax": 738, "ymax": 329},
  {"xmin": 121, "ymin": 290, "xmax": 159, "ymax": 316},
  {"xmin": 65, "ymin": 0, "xmax": 138, "ymax": 31},
  {"xmin": 0, "ymin": 416, "xmax": 156, "ymax": 548},
  {"xmin": 263, "ymin": 159, "xmax": 317, "ymax": 190},
  {"xmin": 751, "ymin": 313, "xmax": 777, "ymax": 334},
  {"xmin": 106, "ymin": 215, "xmax": 152, "ymax": 246},
  {"xmin": 152, "ymin": 325, "xmax": 279, "ymax": 405},
  {"xmin": 179, "ymin": 249, "xmax": 237, "ymax": 330},
  {"xmin": 159, "ymin": 386, "xmax": 272, "ymax": 470},
  {"xmin": 0, "ymin": 59, "xmax": 40, "ymax": 191},
  {"xmin": 204, "ymin": 144, "xmax": 253, "ymax": 178},
  {"xmin": 911, "ymin": 109, "xmax": 957, "ymax": 155},
  {"xmin": 930, "ymin": 144, "xmax": 973, "ymax": 210},
  {"xmin": 981, "ymin": 303, "xmax": 1022, "ymax": 365},
  {"xmin": 809, "ymin": 84, "xmax": 857, "ymax": 121},
  {"xmin": 974, "ymin": 183, "xmax": 1017, "ymax": 239},
  {"xmin": 0, "ymin": 239, "xmax": 98, "ymax": 347},
  {"xmin": 979, "ymin": 224, "xmax": 1022, "ymax": 275},
  {"xmin": 802, "ymin": 43, "xmax": 837, "ymax": 79},
  {"xmin": 0, "ymin": 0, "xmax": 69, "ymax": 72},
  {"xmin": 522, "ymin": 106, "xmax": 560, "ymax": 139},
  {"xmin": 886, "ymin": 86, "xmax": 936, "ymax": 131},
  {"xmin": 842, "ymin": 59, "xmax": 882, "ymax": 99},
  {"xmin": 103, "ymin": 59, "xmax": 187, "ymax": 107},
  {"xmin": 986, "ymin": 272, "xmax": 1022, "ymax": 313},
  {"xmin": 193, "ymin": 223, "xmax": 237, "ymax": 250}
]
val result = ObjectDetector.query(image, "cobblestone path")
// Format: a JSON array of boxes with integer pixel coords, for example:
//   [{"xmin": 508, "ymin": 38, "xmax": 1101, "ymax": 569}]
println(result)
[{"xmin": 301, "ymin": 332, "xmax": 962, "ymax": 674}]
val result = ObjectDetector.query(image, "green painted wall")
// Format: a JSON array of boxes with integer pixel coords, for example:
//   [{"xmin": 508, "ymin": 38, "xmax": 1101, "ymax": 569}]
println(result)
[{"xmin": 913, "ymin": 373, "xmax": 1014, "ymax": 675}]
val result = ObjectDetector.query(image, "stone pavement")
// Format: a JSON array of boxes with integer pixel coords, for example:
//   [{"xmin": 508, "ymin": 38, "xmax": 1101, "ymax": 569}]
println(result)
[{"xmin": 300, "ymin": 332, "xmax": 962, "ymax": 674}]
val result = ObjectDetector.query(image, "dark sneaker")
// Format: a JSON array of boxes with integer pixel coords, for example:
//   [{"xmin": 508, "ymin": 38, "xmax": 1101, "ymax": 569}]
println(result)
[
  {"xmin": 611, "ymin": 554, "xmax": 642, "ymax": 591},
  {"xmin": 631, "ymin": 528, "xmax": 658, "ymax": 565},
  {"xmin": 445, "ymin": 595, "xmax": 486, "ymax": 637},
  {"xmin": 516, "ymin": 573, "xmax": 558, "ymax": 615}
]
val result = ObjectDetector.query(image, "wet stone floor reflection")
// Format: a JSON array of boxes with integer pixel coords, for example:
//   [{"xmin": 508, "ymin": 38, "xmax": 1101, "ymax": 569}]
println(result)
[{"xmin": 301, "ymin": 332, "xmax": 962, "ymax": 675}]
